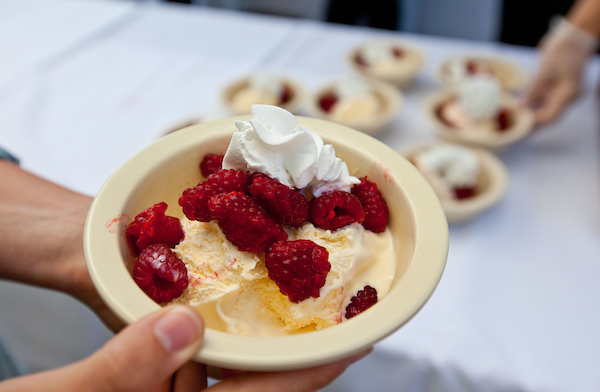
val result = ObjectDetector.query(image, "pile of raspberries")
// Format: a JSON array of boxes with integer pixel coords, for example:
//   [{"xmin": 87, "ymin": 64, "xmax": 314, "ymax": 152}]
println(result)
[{"xmin": 126, "ymin": 153, "xmax": 389, "ymax": 319}]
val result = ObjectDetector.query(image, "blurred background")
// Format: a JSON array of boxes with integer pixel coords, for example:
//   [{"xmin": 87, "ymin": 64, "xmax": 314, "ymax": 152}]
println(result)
[
  {"xmin": 153, "ymin": 0, "xmax": 574, "ymax": 45},
  {"xmin": 1, "ymin": 0, "xmax": 598, "ymax": 391}
]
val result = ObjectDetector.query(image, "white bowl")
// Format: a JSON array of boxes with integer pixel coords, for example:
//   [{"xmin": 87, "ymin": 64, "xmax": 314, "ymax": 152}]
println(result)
[
  {"xmin": 306, "ymin": 78, "xmax": 403, "ymax": 136},
  {"xmin": 425, "ymin": 90, "xmax": 535, "ymax": 153},
  {"xmin": 347, "ymin": 40, "xmax": 425, "ymax": 87},
  {"xmin": 400, "ymin": 140, "xmax": 509, "ymax": 223},
  {"xmin": 84, "ymin": 116, "xmax": 448, "ymax": 371}
]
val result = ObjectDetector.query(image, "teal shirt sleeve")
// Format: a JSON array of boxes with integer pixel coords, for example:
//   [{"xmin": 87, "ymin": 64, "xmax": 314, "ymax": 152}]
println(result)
[{"xmin": 0, "ymin": 147, "xmax": 19, "ymax": 165}]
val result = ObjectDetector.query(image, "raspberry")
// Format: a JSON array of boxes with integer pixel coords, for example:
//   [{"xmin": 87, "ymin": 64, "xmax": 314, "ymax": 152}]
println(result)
[
  {"xmin": 345, "ymin": 285, "xmax": 378, "ymax": 319},
  {"xmin": 133, "ymin": 244, "xmax": 189, "ymax": 303},
  {"xmin": 200, "ymin": 154, "xmax": 224, "ymax": 177},
  {"xmin": 496, "ymin": 109, "xmax": 511, "ymax": 131},
  {"xmin": 454, "ymin": 186, "xmax": 475, "ymax": 199},
  {"xmin": 179, "ymin": 169, "xmax": 247, "ymax": 222},
  {"xmin": 319, "ymin": 92, "xmax": 338, "ymax": 112},
  {"xmin": 248, "ymin": 172, "xmax": 310, "ymax": 226},
  {"xmin": 392, "ymin": 47, "xmax": 404, "ymax": 58},
  {"xmin": 352, "ymin": 177, "xmax": 389, "ymax": 233},
  {"xmin": 280, "ymin": 84, "xmax": 293, "ymax": 104},
  {"xmin": 265, "ymin": 240, "xmax": 330, "ymax": 303},
  {"xmin": 310, "ymin": 190, "xmax": 365, "ymax": 231},
  {"xmin": 126, "ymin": 202, "xmax": 184, "ymax": 253},
  {"xmin": 208, "ymin": 191, "xmax": 288, "ymax": 253},
  {"xmin": 355, "ymin": 53, "xmax": 368, "ymax": 67}
]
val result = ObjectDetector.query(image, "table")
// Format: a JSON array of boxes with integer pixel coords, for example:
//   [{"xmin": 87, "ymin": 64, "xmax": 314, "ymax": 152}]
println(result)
[{"xmin": 1, "ymin": 0, "xmax": 599, "ymax": 391}]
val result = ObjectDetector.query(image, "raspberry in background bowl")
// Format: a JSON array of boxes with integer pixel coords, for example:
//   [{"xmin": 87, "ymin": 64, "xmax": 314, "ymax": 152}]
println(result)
[{"xmin": 83, "ymin": 115, "xmax": 448, "ymax": 371}]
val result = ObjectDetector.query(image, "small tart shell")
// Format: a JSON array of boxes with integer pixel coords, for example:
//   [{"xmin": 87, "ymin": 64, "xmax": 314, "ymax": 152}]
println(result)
[
  {"xmin": 401, "ymin": 141, "xmax": 509, "ymax": 223},
  {"xmin": 306, "ymin": 78, "xmax": 403, "ymax": 136},
  {"xmin": 424, "ymin": 90, "xmax": 534, "ymax": 153},
  {"xmin": 222, "ymin": 76, "xmax": 304, "ymax": 115}
]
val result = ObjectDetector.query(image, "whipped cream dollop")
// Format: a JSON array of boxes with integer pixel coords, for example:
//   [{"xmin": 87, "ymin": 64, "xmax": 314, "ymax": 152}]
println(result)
[
  {"xmin": 328, "ymin": 77, "xmax": 380, "ymax": 123},
  {"xmin": 222, "ymin": 104, "xmax": 360, "ymax": 195},
  {"xmin": 458, "ymin": 75, "xmax": 502, "ymax": 120},
  {"xmin": 360, "ymin": 42, "xmax": 397, "ymax": 65},
  {"xmin": 247, "ymin": 72, "xmax": 284, "ymax": 97},
  {"xmin": 415, "ymin": 144, "xmax": 480, "ymax": 189}
]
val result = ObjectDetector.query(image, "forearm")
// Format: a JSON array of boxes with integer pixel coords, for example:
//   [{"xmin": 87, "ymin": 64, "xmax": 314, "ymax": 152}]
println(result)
[
  {"xmin": 0, "ymin": 160, "xmax": 92, "ymax": 294},
  {"xmin": 567, "ymin": 0, "xmax": 600, "ymax": 38}
]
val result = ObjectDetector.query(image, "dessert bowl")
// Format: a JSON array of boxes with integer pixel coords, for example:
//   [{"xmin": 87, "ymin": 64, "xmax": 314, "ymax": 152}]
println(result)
[
  {"xmin": 437, "ymin": 54, "xmax": 528, "ymax": 92},
  {"xmin": 400, "ymin": 140, "xmax": 509, "ymax": 223},
  {"xmin": 347, "ymin": 40, "xmax": 425, "ymax": 87},
  {"xmin": 222, "ymin": 74, "xmax": 304, "ymax": 115},
  {"xmin": 83, "ymin": 115, "xmax": 448, "ymax": 371},
  {"xmin": 425, "ymin": 90, "xmax": 534, "ymax": 153},
  {"xmin": 306, "ymin": 78, "xmax": 403, "ymax": 136}
]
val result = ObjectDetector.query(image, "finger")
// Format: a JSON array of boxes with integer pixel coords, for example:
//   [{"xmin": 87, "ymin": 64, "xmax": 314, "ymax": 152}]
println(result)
[
  {"xmin": 534, "ymin": 81, "xmax": 578, "ymax": 124},
  {"xmin": 172, "ymin": 361, "xmax": 209, "ymax": 392},
  {"xmin": 208, "ymin": 348, "xmax": 372, "ymax": 392},
  {"xmin": 81, "ymin": 305, "xmax": 205, "ymax": 392}
]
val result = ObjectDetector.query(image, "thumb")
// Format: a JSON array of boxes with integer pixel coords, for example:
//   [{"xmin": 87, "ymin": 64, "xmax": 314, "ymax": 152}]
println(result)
[{"xmin": 81, "ymin": 305, "xmax": 205, "ymax": 391}]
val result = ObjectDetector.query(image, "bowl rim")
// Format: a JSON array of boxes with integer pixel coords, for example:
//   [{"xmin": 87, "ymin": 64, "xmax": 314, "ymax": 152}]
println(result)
[
  {"xmin": 399, "ymin": 140, "xmax": 510, "ymax": 223},
  {"xmin": 84, "ymin": 115, "xmax": 448, "ymax": 371}
]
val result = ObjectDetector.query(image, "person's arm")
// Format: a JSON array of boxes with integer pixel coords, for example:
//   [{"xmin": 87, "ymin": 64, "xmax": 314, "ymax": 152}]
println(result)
[
  {"xmin": 522, "ymin": 0, "xmax": 600, "ymax": 125},
  {"xmin": 0, "ymin": 159, "xmax": 122, "ymax": 330}
]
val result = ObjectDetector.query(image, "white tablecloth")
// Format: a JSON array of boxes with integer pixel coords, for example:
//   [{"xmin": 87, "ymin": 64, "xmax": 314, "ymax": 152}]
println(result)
[{"xmin": 0, "ymin": 1, "xmax": 599, "ymax": 391}]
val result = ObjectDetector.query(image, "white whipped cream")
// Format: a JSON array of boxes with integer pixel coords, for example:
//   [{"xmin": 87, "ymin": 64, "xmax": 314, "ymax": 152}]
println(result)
[
  {"xmin": 458, "ymin": 75, "xmax": 502, "ymax": 120},
  {"xmin": 222, "ymin": 104, "xmax": 360, "ymax": 195},
  {"xmin": 247, "ymin": 72, "xmax": 284, "ymax": 97},
  {"xmin": 360, "ymin": 42, "xmax": 396, "ymax": 65},
  {"xmin": 334, "ymin": 76, "xmax": 373, "ymax": 99},
  {"xmin": 416, "ymin": 144, "xmax": 480, "ymax": 189}
]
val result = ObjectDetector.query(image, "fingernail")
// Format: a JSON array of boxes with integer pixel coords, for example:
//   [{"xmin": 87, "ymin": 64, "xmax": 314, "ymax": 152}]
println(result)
[{"xmin": 154, "ymin": 306, "xmax": 204, "ymax": 353}]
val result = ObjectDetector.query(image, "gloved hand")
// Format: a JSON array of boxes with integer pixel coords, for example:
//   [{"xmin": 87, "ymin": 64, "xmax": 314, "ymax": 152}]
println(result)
[{"xmin": 522, "ymin": 17, "xmax": 599, "ymax": 125}]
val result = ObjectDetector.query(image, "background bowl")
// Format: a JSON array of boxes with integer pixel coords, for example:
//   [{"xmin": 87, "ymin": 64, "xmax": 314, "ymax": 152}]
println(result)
[
  {"xmin": 84, "ymin": 116, "xmax": 448, "ymax": 371},
  {"xmin": 221, "ymin": 76, "xmax": 304, "ymax": 115},
  {"xmin": 306, "ymin": 79, "xmax": 402, "ymax": 136},
  {"xmin": 425, "ymin": 90, "xmax": 534, "ymax": 153},
  {"xmin": 401, "ymin": 140, "xmax": 509, "ymax": 223},
  {"xmin": 347, "ymin": 40, "xmax": 425, "ymax": 87}
]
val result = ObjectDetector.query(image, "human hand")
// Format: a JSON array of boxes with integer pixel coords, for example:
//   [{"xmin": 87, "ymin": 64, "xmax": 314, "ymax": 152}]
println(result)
[
  {"xmin": 522, "ymin": 18, "xmax": 599, "ymax": 125},
  {"xmin": 0, "ymin": 305, "xmax": 369, "ymax": 392}
]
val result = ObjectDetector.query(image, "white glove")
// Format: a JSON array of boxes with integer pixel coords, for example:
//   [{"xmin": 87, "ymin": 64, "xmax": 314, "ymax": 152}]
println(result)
[{"xmin": 523, "ymin": 17, "xmax": 599, "ymax": 124}]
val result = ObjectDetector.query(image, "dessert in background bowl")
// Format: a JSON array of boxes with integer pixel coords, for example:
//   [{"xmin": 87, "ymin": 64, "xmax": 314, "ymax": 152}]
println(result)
[
  {"xmin": 401, "ymin": 141, "xmax": 509, "ymax": 223},
  {"xmin": 425, "ymin": 75, "xmax": 534, "ymax": 152},
  {"xmin": 306, "ymin": 76, "xmax": 402, "ymax": 136},
  {"xmin": 437, "ymin": 54, "xmax": 528, "ymax": 91},
  {"xmin": 348, "ymin": 40, "xmax": 425, "ymax": 87},
  {"xmin": 83, "ymin": 106, "xmax": 447, "ymax": 371},
  {"xmin": 222, "ymin": 72, "xmax": 303, "ymax": 115}
]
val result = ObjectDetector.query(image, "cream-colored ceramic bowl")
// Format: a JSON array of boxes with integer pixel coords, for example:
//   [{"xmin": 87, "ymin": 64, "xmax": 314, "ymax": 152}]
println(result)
[
  {"xmin": 84, "ymin": 116, "xmax": 448, "ymax": 371},
  {"xmin": 222, "ymin": 76, "xmax": 304, "ymax": 115},
  {"xmin": 347, "ymin": 40, "xmax": 425, "ymax": 87},
  {"xmin": 425, "ymin": 90, "xmax": 534, "ymax": 153},
  {"xmin": 437, "ymin": 55, "xmax": 528, "ymax": 92},
  {"xmin": 306, "ymin": 79, "xmax": 402, "ymax": 136},
  {"xmin": 401, "ymin": 140, "xmax": 509, "ymax": 223}
]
